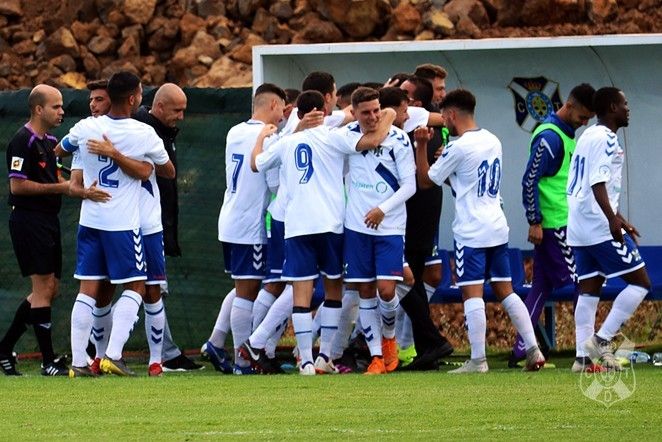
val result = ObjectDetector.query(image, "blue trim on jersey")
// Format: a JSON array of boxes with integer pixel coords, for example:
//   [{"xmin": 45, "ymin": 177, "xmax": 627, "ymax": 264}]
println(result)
[
  {"xmin": 141, "ymin": 180, "xmax": 154, "ymax": 196},
  {"xmin": 375, "ymin": 163, "xmax": 400, "ymax": 192}
]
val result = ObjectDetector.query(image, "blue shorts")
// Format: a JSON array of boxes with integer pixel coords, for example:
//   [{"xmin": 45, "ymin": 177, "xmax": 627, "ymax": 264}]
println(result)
[
  {"xmin": 454, "ymin": 241, "xmax": 511, "ymax": 286},
  {"xmin": 226, "ymin": 242, "xmax": 267, "ymax": 280},
  {"xmin": 574, "ymin": 234, "xmax": 645, "ymax": 281},
  {"xmin": 221, "ymin": 241, "xmax": 231, "ymax": 274},
  {"xmin": 425, "ymin": 228, "xmax": 442, "ymax": 266},
  {"xmin": 344, "ymin": 228, "xmax": 404, "ymax": 282},
  {"xmin": 264, "ymin": 219, "xmax": 285, "ymax": 283},
  {"xmin": 282, "ymin": 233, "xmax": 343, "ymax": 281},
  {"xmin": 74, "ymin": 226, "xmax": 147, "ymax": 284},
  {"xmin": 144, "ymin": 231, "xmax": 166, "ymax": 285}
]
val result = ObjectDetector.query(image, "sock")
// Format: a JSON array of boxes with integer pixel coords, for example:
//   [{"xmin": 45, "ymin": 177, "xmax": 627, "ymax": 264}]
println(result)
[
  {"xmin": 395, "ymin": 307, "xmax": 414, "ymax": 349},
  {"xmin": 379, "ymin": 295, "xmax": 399, "ymax": 339},
  {"xmin": 502, "ymin": 293, "xmax": 537, "ymax": 351},
  {"xmin": 161, "ymin": 308, "xmax": 181, "ymax": 361},
  {"xmin": 311, "ymin": 304, "xmax": 326, "ymax": 343},
  {"xmin": 209, "ymin": 288, "xmax": 235, "ymax": 349},
  {"xmin": 91, "ymin": 304, "xmax": 112, "ymax": 359},
  {"xmin": 250, "ymin": 286, "xmax": 292, "ymax": 349},
  {"xmin": 423, "ymin": 282, "xmax": 436, "ymax": 302},
  {"xmin": 31, "ymin": 307, "xmax": 55, "ymax": 365},
  {"xmin": 252, "ymin": 289, "xmax": 277, "ymax": 332},
  {"xmin": 144, "ymin": 299, "xmax": 165, "ymax": 365},
  {"xmin": 265, "ymin": 318, "xmax": 288, "ymax": 359},
  {"xmin": 464, "ymin": 297, "xmax": 486, "ymax": 361},
  {"xmin": 292, "ymin": 307, "xmax": 313, "ymax": 366},
  {"xmin": 319, "ymin": 300, "xmax": 341, "ymax": 358},
  {"xmin": 71, "ymin": 294, "xmax": 96, "ymax": 367},
  {"xmin": 0, "ymin": 299, "xmax": 32, "ymax": 354},
  {"xmin": 359, "ymin": 297, "xmax": 382, "ymax": 357},
  {"xmin": 330, "ymin": 288, "xmax": 359, "ymax": 360},
  {"xmin": 230, "ymin": 296, "xmax": 253, "ymax": 367},
  {"xmin": 597, "ymin": 285, "xmax": 648, "ymax": 341},
  {"xmin": 575, "ymin": 295, "xmax": 599, "ymax": 358},
  {"xmin": 105, "ymin": 290, "xmax": 142, "ymax": 360}
]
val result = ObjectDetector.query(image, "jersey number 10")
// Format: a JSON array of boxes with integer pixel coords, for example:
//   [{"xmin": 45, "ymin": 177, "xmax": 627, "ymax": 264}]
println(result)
[{"xmin": 477, "ymin": 158, "xmax": 501, "ymax": 197}]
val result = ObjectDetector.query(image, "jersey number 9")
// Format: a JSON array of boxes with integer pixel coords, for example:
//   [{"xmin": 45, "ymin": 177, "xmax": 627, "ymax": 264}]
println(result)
[{"xmin": 295, "ymin": 144, "xmax": 314, "ymax": 184}]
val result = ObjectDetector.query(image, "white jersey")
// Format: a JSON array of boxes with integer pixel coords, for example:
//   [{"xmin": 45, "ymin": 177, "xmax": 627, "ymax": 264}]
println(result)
[
  {"xmin": 62, "ymin": 115, "xmax": 168, "ymax": 231},
  {"xmin": 217, "ymin": 119, "xmax": 272, "ymax": 244},
  {"xmin": 332, "ymin": 122, "xmax": 415, "ymax": 235},
  {"xmin": 255, "ymin": 125, "xmax": 347, "ymax": 239},
  {"xmin": 427, "ymin": 128, "xmax": 509, "ymax": 247},
  {"xmin": 567, "ymin": 124, "xmax": 625, "ymax": 246},
  {"xmin": 269, "ymin": 109, "xmax": 347, "ymax": 222},
  {"xmin": 403, "ymin": 106, "xmax": 430, "ymax": 133}
]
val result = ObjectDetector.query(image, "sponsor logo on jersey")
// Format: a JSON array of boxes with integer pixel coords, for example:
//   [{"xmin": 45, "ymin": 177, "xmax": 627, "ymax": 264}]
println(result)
[
  {"xmin": 508, "ymin": 76, "xmax": 563, "ymax": 132},
  {"xmin": 11, "ymin": 156, "xmax": 24, "ymax": 171}
]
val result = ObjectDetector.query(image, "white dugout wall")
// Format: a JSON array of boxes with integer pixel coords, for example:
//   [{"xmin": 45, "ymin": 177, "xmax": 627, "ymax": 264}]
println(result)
[{"xmin": 253, "ymin": 35, "xmax": 662, "ymax": 249}]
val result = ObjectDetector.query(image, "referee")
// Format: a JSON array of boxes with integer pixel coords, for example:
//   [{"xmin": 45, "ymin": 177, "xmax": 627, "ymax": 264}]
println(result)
[{"xmin": 0, "ymin": 85, "xmax": 70, "ymax": 376}]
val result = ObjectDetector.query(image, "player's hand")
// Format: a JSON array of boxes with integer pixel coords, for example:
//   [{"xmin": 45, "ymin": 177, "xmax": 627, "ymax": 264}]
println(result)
[
  {"xmin": 299, "ymin": 109, "xmax": 324, "ymax": 129},
  {"xmin": 608, "ymin": 216, "xmax": 626, "ymax": 244},
  {"xmin": 618, "ymin": 214, "xmax": 640, "ymax": 245},
  {"xmin": 384, "ymin": 77, "xmax": 399, "ymax": 88},
  {"xmin": 364, "ymin": 207, "xmax": 385, "ymax": 230},
  {"xmin": 259, "ymin": 124, "xmax": 278, "ymax": 138},
  {"xmin": 84, "ymin": 179, "xmax": 112, "ymax": 202},
  {"xmin": 414, "ymin": 126, "xmax": 433, "ymax": 147},
  {"xmin": 88, "ymin": 134, "xmax": 117, "ymax": 159},
  {"xmin": 527, "ymin": 224, "xmax": 543, "ymax": 245}
]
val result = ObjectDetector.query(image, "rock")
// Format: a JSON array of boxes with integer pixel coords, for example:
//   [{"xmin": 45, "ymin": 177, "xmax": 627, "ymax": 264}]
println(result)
[
  {"xmin": 124, "ymin": 0, "xmax": 158, "ymax": 24},
  {"xmin": 82, "ymin": 51, "xmax": 101, "ymax": 76},
  {"xmin": 70, "ymin": 20, "xmax": 100, "ymax": 44},
  {"xmin": 87, "ymin": 35, "xmax": 116, "ymax": 55},
  {"xmin": 50, "ymin": 54, "xmax": 77, "ymax": 72},
  {"xmin": 495, "ymin": 0, "xmax": 525, "ymax": 26},
  {"xmin": 228, "ymin": 32, "xmax": 265, "ymax": 64},
  {"xmin": 423, "ymin": 9, "xmax": 455, "ymax": 36},
  {"xmin": 142, "ymin": 63, "xmax": 166, "ymax": 85},
  {"xmin": 252, "ymin": 8, "xmax": 277, "ymax": 34},
  {"xmin": 0, "ymin": 0, "xmax": 22, "ymax": 16},
  {"xmin": 180, "ymin": 12, "xmax": 206, "ymax": 45},
  {"xmin": 391, "ymin": 1, "xmax": 422, "ymax": 34},
  {"xmin": 100, "ymin": 59, "xmax": 140, "ymax": 78},
  {"xmin": 13, "ymin": 39, "xmax": 37, "ymax": 56},
  {"xmin": 118, "ymin": 34, "xmax": 140, "ymax": 58},
  {"xmin": 42, "ymin": 27, "xmax": 80, "ymax": 58},
  {"xmin": 311, "ymin": 0, "xmax": 389, "ymax": 38},
  {"xmin": 194, "ymin": 0, "xmax": 226, "ymax": 18},
  {"xmin": 478, "ymin": 0, "xmax": 498, "ymax": 23},
  {"xmin": 11, "ymin": 31, "xmax": 33, "ymax": 44},
  {"xmin": 456, "ymin": 15, "xmax": 482, "ymax": 37},
  {"xmin": 444, "ymin": 0, "xmax": 490, "ymax": 28},
  {"xmin": 34, "ymin": 64, "xmax": 64, "ymax": 86},
  {"xmin": 238, "ymin": 0, "xmax": 265, "ymax": 20},
  {"xmin": 33, "ymin": 30, "xmax": 47, "ymax": 44},
  {"xmin": 292, "ymin": 17, "xmax": 343, "ymax": 43},
  {"xmin": 169, "ymin": 30, "xmax": 222, "ymax": 82},
  {"xmin": 587, "ymin": 0, "xmax": 617, "ymax": 23},
  {"xmin": 198, "ymin": 55, "xmax": 214, "ymax": 66},
  {"xmin": 415, "ymin": 29, "xmax": 436, "ymax": 39},
  {"xmin": 59, "ymin": 71, "xmax": 87, "ymax": 88},
  {"xmin": 192, "ymin": 55, "xmax": 252, "ymax": 87},
  {"xmin": 121, "ymin": 24, "xmax": 144, "ymax": 42},
  {"xmin": 520, "ymin": 0, "xmax": 586, "ymax": 26},
  {"xmin": 270, "ymin": 0, "xmax": 294, "ymax": 20}
]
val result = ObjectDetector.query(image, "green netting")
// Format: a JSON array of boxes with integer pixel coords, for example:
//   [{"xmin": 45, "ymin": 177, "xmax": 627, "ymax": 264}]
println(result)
[{"xmin": 0, "ymin": 87, "xmax": 252, "ymax": 353}]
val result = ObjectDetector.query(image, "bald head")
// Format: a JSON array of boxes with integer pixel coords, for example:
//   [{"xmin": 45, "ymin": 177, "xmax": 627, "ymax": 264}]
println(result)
[
  {"xmin": 151, "ymin": 83, "xmax": 187, "ymax": 127},
  {"xmin": 28, "ymin": 84, "xmax": 61, "ymax": 113},
  {"xmin": 28, "ymin": 84, "xmax": 64, "ymax": 131}
]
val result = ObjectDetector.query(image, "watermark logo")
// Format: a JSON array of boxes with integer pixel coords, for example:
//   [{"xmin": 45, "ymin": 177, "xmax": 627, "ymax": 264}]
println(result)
[{"xmin": 579, "ymin": 334, "xmax": 636, "ymax": 407}]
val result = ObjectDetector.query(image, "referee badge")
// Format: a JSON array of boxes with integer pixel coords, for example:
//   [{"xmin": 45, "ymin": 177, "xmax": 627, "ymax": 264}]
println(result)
[
  {"xmin": 508, "ymin": 77, "xmax": 563, "ymax": 132},
  {"xmin": 11, "ymin": 156, "xmax": 24, "ymax": 171}
]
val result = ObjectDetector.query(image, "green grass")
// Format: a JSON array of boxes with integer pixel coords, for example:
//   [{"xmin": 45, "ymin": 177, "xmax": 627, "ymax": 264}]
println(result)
[{"xmin": 2, "ymin": 354, "xmax": 661, "ymax": 440}]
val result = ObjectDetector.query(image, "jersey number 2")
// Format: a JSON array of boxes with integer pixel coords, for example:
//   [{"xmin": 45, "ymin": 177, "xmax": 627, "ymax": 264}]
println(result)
[
  {"xmin": 98, "ymin": 155, "xmax": 119, "ymax": 188},
  {"xmin": 477, "ymin": 158, "xmax": 501, "ymax": 197},
  {"xmin": 295, "ymin": 144, "xmax": 314, "ymax": 184}
]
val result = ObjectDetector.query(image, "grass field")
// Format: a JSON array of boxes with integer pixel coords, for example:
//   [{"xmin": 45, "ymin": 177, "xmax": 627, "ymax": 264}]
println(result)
[{"xmin": 2, "ymin": 352, "xmax": 660, "ymax": 440}]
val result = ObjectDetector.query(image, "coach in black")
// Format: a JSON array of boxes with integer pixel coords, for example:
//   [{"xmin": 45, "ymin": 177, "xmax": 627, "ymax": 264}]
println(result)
[{"xmin": 0, "ymin": 85, "xmax": 70, "ymax": 376}]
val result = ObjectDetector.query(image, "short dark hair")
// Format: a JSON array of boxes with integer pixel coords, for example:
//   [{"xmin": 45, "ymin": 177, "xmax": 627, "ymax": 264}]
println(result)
[
  {"xmin": 28, "ymin": 88, "xmax": 47, "ymax": 112},
  {"xmin": 406, "ymin": 75, "xmax": 433, "ymax": 108},
  {"xmin": 414, "ymin": 63, "xmax": 447, "ymax": 80},
  {"xmin": 255, "ymin": 83, "xmax": 287, "ymax": 101},
  {"xmin": 592, "ymin": 87, "xmax": 622, "ymax": 118},
  {"xmin": 301, "ymin": 71, "xmax": 335, "ymax": 96},
  {"xmin": 386, "ymin": 72, "xmax": 411, "ymax": 88},
  {"xmin": 296, "ymin": 90, "xmax": 325, "ymax": 117},
  {"xmin": 337, "ymin": 82, "xmax": 362, "ymax": 99},
  {"xmin": 351, "ymin": 87, "xmax": 380, "ymax": 108},
  {"xmin": 568, "ymin": 83, "xmax": 595, "ymax": 112},
  {"xmin": 284, "ymin": 88, "xmax": 300, "ymax": 105},
  {"xmin": 107, "ymin": 71, "xmax": 141, "ymax": 104},
  {"xmin": 362, "ymin": 82, "xmax": 383, "ymax": 90},
  {"xmin": 440, "ymin": 88, "xmax": 476, "ymax": 114},
  {"xmin": 87, "ymin": 79, "xmax": 108, "ymax": 91},
  {"xmin": 379, "ymin": 87, "xmax": 408, "ymax": 109}
]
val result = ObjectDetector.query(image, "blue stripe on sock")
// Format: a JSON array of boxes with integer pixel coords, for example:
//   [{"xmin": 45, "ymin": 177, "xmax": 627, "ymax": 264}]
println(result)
[
  {"xmin": 75, "ymin": 299, "xmax": 94, "ymax": 311},
  {"xmin": 120, "ymin": 294, "xmax": 142, "ymax": 308},
  {"xmin": 359, "ymin": 306, "xmax": 378, "ymax": 310},
  {"xmin": 294, "ymin": 330, "xmax": 312, "ymax": 335},
  {"xmin": 320, "ymin": 326, "xmax": 338, "ymax": 330},
  {"xmin": 144, "ymin": 306, "xmax": 164, "ymax": 316}
]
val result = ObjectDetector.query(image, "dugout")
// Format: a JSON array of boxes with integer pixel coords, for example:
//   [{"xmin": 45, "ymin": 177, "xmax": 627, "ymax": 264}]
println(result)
[{"xmin": 252, "ymin": 34, "xmax": 662, "ymax": 251}]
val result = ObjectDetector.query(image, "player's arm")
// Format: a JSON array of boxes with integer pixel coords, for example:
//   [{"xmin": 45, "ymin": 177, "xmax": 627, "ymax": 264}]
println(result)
[
  {"xmin": 413, "ymin": 126, "xmax": 438, "ymax": 189},
  {"xmin": 154, "ymin": 161, "xmax": 175, "ymax": 179},
  {"xmin": 355, "ymin": 108, "xmax": 396, "ymax": 151},
  {"xmin": 67, "ymin": 169, "xmax": 112, "ymax": 202},
  {"xmin": 339, "ymin": 105, "xmax": 355, "ymax": 127},
  {"xmin": 366, "ymin": 173, "xmax": 416, "ymax": 230},
  {"xmin": 427, "ymin": 112, "xmax": 445, "ymax": 127},
  {"xmin": 9, "ymin": 177, "xmax": 69, "ymax": 196},
  {"xmin": 53, "ymin": 143, "xmax": 71, "ymax": 158},
  {"xmin": 87, "ymin": 135, "xmax": 154, "ymax": 181},
  {"xmin": 251, "ymin": 124, "xmax": 279, "ymax": 172},
  {"xmin": 591, "ymin": 183, "xmax": 638, "ymax": 244},
  {"xmin": 294, "ymin": 109, "xmax": 324, "ymax": 133}
]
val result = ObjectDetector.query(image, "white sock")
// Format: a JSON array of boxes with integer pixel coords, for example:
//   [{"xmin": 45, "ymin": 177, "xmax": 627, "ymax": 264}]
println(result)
[
  {"xmin": 319, "ymin": 301, "xmax": 341, "ymax": 358},
  {"xmin": 250, "ymin": 286, "xmax": 293, "ymax": 349},
  {"xmin": 209, "ymin": 288, "xmax": 235, "ymax": 348},
  {"xmin": 265, "ymin": 318, "xmax": 288, "ymax": 359},
  {"xmin": 312, "ymin": 304, "xmax": 326, "ymax": 343},
  {"xmin": 105, "ymin": 290, "xmax": 142, "ymax": 360},
  {"xmin": 359, "ymin": 297, "xmax": 382, "ymax": 357},
  {"xmin": 71, "ymin": 293, "xmax": 96, "ymax": 367},
  {"xmin": 597, "ymin": 284, "xmax": 648, "ymax": 341},
  {"xmin": 575, "ymin": 295, "xmax": 599, "ymax": 358},
  {"xmin": 252, "ymin": 288, "xmax": 276, "ymax": 332},
  {"xmin": 230, "ymin": 296, "xmax": 253, "ymax": 367},
  {"xmin": 464, "ymin": 297, "xmax": 486, "ymax": 361},
  {"xmin": 502, "ymin": 293, "xmax": 537, "ymax": 351},
  {"xmin": 92, "ymin": 304, "xmax": 112, "ymax": 359},
  {"xmin": 292, "ymin": 311, "xmax": 313, "ymax": 366},
  {"xmin": 395, "ymin": 307, "xmax": 414, "ymax": 349},
  {"xmin": 330, "ymin": 288, "xmax": 359, "ymax": 360},
  {"xmin": 424, "ymin": 282, "xmax": 436, "ymax": 302},
  {"xmin": 379, "ymin": 295, "xmax": 399, "ymax": 339},
  {"xmin": 144, "ymin": 299, "xmax": 165, "ymax": 365}
]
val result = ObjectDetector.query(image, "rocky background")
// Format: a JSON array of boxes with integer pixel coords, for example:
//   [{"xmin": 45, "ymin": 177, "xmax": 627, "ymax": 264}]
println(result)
[{"xmin": 1, "ymin": 0, "xmax": 662, "ymax": 90}]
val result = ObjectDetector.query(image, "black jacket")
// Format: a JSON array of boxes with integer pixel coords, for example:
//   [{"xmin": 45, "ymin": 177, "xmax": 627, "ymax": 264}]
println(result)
[{"xmin": 134, "ymin": 106, "xmax": 182, "ymax": 256}]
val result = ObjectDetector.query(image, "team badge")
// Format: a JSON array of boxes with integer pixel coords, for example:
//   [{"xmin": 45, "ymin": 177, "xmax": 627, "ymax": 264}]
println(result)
[
  {"xmin": 11, "ymin": 156, "xmax": 24, "ymax": 171},
  {"xmin": 508, "ymin": 77, "xmax": 563, "ymax": 132}
]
